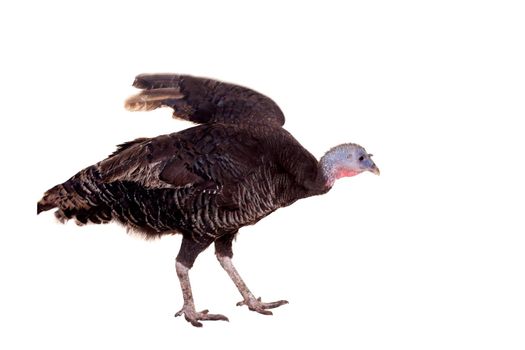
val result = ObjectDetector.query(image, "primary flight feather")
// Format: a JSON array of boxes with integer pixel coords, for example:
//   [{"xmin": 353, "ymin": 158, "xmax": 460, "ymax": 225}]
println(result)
[{"xmin": 37, "ymin": 74, "xmax": 379, "ymax": 327}]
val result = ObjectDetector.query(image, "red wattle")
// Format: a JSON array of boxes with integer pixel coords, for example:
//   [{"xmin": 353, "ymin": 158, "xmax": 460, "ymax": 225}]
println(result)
[{"xmin": 335, "ymin": 169, "xmax": 359, "ymax": 179}]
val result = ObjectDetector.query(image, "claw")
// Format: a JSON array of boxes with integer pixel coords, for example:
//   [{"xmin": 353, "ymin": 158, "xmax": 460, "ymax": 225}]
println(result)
[
  {"xmin": 175, "ymin": 306, "xmax": 229, "ymax": 327},
  {"xmin": 237, "ymin": 296, "xmax": 289, "ymax": 315}
]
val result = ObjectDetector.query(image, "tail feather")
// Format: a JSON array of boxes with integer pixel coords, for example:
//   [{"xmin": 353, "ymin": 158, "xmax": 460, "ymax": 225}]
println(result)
[
  {"xmin": 37, "ymin": 167, "xmax": 108, "ymax": 225},
  {"xmin": 37, "ymin": 185, "xmax": 62, "ymax": 214},
  {"xmin": 37, "ymin": 198, "xmax": 55, "ymax": 214}
]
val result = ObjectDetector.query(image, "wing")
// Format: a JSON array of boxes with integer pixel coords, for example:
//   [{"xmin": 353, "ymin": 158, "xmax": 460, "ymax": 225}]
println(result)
[
  {"xmin": 98, "ymin": 124, "xmax": 267, "ymax": 208},
  {"xmin": 124, "ymin": 74, "xmax": 285, "ymax": 126}
]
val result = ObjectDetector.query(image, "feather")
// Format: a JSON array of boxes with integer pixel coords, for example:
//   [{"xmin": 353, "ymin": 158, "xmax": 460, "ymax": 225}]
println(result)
[
  {"xmin": 124, "ymin": 74, "xmax": 286, "ymax": 126},
  {"xmin": 124, "ymin": 88, "xmax": 184, "ymax": 111}
]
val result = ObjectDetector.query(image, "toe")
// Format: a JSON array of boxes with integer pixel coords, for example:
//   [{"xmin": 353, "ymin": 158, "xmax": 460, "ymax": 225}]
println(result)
[
  {"xmin": 238, "ymin": 296, "xmax": 289, "ymax": 315},
  {"xmin": 189, "ymin": 319, "xmax": 203, "ymax": 327},
  {"xmin": 202, "ymin": 313, "xmax": 229, "ymax": 322},
  {"xmin": 175, "ymin": 307, "xmax": 229, "ymax": 326},
  {"xmin": 264, "ymin": 300, "xmax": 289, "ymax": 309},
  {"xmin": 254, "ymin": 308, "xmax": 273, "ymax": 316},
  {"xmin": 174, "ymin": 309, "xmax": 184, "ymax": 317}
]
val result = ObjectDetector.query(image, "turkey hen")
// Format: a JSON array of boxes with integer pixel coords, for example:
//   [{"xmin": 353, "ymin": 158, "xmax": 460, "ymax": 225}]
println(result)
[{"xmin": 37, "ymin": 74, "xmax": 380, "ymax": 327}]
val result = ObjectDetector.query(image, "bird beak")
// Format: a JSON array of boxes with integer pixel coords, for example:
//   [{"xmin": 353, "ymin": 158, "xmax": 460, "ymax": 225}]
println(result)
[
  {"xmin": 362, "ymin": 155, "xmax": 380, "ymax": 175},
  {"xmin": 369, "ymin": 162, "xmax": 380, "ymax": 176}
]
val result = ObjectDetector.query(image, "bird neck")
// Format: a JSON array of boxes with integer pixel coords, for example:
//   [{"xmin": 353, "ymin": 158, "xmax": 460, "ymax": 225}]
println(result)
[{"xmin": 319, "ymin": 156, "xmax": 336, "ymax": 188}]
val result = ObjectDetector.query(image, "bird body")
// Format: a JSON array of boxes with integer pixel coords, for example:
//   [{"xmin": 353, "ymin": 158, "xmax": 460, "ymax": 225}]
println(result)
[
  {"xmin": 39, "ymin": 123, "xmax": 325, "ymax": 241},
  {"xmin": 37, "ymin": 74, "xmax": 379, "ymax": 326}
]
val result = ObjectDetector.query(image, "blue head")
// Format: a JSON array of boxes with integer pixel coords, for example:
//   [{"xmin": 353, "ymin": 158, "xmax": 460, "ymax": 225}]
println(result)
[{"xmin": 320, "ymin": 143, "xmax": 380, "ymax": 187}]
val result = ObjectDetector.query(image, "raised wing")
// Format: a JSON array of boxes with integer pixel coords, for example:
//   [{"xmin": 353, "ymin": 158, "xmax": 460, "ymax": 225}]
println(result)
[{"xmin": 124, "ymin": 74, "xmax": 285, "ymax": 126}]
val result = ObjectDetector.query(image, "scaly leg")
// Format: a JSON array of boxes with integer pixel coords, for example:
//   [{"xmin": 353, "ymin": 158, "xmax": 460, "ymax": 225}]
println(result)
[
  {"xmin": 174, "ymin": 237, "xmax": 228, "ymax": 327},
  {"xmin": 215, "ymin": 233, "xmax": 288, "ymax": 315}
]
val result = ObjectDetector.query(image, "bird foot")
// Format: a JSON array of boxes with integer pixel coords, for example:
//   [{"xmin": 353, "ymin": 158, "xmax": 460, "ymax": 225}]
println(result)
[
  {"xmin": 175, "ymin": 307, "xmax": 229, "ymax": 327},
  {"xmin": 236, "ymin": 296, "xmax": 289, "ymax": 315}
]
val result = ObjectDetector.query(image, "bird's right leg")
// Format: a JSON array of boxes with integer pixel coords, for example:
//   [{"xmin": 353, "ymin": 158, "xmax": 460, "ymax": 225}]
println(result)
[
  {"xmin": 175, "ymin": 237, "xmax": 229, "ymax": 327},
  {"xmin": 215, "ymin": 233, "xmax": 288, "ymax": 315}
]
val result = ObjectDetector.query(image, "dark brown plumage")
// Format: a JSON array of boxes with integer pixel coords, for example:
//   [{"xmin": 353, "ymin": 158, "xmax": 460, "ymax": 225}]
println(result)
[{"xmin": 37, "ymin": 74, "xmax": 379, "ymax": 326}]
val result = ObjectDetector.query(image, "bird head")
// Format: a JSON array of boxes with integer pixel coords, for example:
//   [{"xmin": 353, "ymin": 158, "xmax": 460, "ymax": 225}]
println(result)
[{"xmin": 320, "ymin": 143, "xmax": 380, "ymax": 187}]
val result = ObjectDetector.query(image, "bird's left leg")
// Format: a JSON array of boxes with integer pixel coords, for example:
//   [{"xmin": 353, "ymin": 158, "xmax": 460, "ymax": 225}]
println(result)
[
  {"xmin": 175, "ymin": 236, "xmax": 229, "ymax": 327},
  {"xmin": 215, "ymin": 233, "xmax": 288, "ymax": 315}
]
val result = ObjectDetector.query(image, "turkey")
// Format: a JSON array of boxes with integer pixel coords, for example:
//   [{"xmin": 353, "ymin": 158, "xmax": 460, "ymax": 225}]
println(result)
[{"xmin": 37, "ymin": 74, "xmax": 380, "ymax": 327}]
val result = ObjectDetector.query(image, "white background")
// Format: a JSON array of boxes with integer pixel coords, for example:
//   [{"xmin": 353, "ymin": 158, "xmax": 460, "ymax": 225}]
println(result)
[{"xmin": 1, "ymin": 0, "xmax": 524, "ymax": 349}]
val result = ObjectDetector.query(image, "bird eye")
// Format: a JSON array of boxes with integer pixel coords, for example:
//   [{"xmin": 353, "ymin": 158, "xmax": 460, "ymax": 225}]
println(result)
[{"xmin": 358, "ymin": 155, "xmax": 365, "ymax": 161}]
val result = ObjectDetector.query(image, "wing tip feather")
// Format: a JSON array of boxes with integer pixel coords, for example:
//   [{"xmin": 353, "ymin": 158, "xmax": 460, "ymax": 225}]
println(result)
[
  {"xmin": 124, "ymin": 88, "xmax": 184, "ymax": 112},
  {"xmin": 132, "ymin": 73, "xmax": 185, "ymax": 89},
  {"xmin": 124, "ymin": 93, "xmax": 157, "ymax": 111}
]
